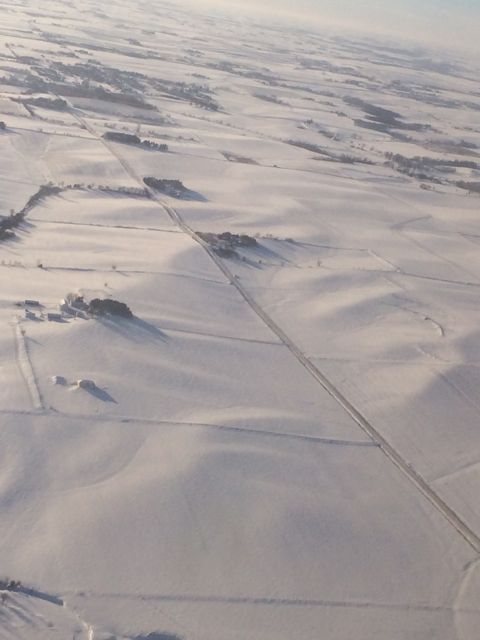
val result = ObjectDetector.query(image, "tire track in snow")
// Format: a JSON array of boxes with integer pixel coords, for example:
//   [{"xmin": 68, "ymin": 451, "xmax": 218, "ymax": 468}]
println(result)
[
  {"xmin": 4, "ymin": 264, "xmax": 226, "ymax": 286},
  {"xmin": 71, "ymin": 110, "xmax": 480, "ymax": 554},
  {"xmin": 12, "ymin": 319, "xmax": 44, "ymax": 411},
  {"xmin": 0, "ymin": 408, "xmax": 377, "ymax": 448},
  {"xmin": 61, "ymin": 589, "xmax": 480, "ymax": 615},
  {"xmin": 28, "ymin": 217, "xmax": 182, "ymax": 233}
]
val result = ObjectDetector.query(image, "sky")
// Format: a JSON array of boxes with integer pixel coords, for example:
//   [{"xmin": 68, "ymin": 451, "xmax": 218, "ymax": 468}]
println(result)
[{"xmin": 177, "ymin": 0, "xmax": 480, "ymax": 54}]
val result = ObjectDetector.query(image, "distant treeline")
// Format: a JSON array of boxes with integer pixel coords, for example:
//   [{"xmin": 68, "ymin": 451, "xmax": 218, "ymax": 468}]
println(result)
[
  {"xmin": 103, "ymin": 131, "xmax": 168, "ymax": 151},
  {"xmin": 89, "ymin": 298, "xmax": 133, "ymax": 318},
  {"xmin": 0, "ymin": 182, "xmax": 152, "ymax": 242},
  {"xmin": 385, "ymin": 152, "xmax": 478, "ymax": 171},
  {"xmin": 346, "ymin": 96, "xmax": 431, "ymax": 133},
  {"xmin": 17, "ymin": 96, "xmax": 68, "ymax": 111},
  {"xmin": 287, "ymin": 139, "xmax": 373, "ymax": 165},
  {"xmin": 143, "ymin": 177, "xmax": 187, "ymax": 197},
  {"xmin": 0, "ymin": 184, "xmax": 61, "ymax": 241},
  {"xmin": 0, "ymin": 212, "xmax": 23, "ymax": 240},
  {"xmin": 6, "ymin": 72, "xmax": 156, "ymax": 111},
  {"xmin": 198, "ymin": 231, "xmax": 258, "ymax": 258},
  {"xmin": 456, "ymin": 181, "xmax": 480, "ymax": 194}
]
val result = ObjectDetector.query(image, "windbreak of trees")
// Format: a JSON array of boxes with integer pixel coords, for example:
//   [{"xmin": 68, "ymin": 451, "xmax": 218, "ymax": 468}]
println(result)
[
  {"xmin": 88, "ymin": 298, "xmax": 133, "ymax": 318},
  {"xmin": 286, "ymin": 139, "xmax": 373, "ymax": 165},
  {"xmin": 385, "ymin": 152, "xmax": 478, "ymax": 184},
  {"xmin": 143, "ymin": 177, "xmax": 186, "ymax": 196},
  {"xmin": 456, "ymin": 181, "xmax": 480, "ymax": 194},
  {"xmin": 385, "ymin": 152, "xmax": 478, "ymax": 171},
  {"xmin": 19, "ymin": 96, "xmax": 68, "ymax": 111},
  {"xmin": 345, "ymin": 96, "xmax": 432, "ymax": 133},
  {"xmin": 6, "ymin": 71, "xmax": 157, "ymax": 111},
  {"xmin": 197, "ymin": 231, "xmax": 258, "ymax": 258},
  {"xmin": 0, "ymin": 212, "xmax": 23, "ymax": 240},
  {"xmin": 103, "ymin": 131, "xmax": 168, "ymax": 151},
  {"xmin": 0, "ymin": 184, "xmax": 61, "ymax": 241},
  {"xmin": 104, "ymin": 131, "xmax": 141, "ymax": 144}
]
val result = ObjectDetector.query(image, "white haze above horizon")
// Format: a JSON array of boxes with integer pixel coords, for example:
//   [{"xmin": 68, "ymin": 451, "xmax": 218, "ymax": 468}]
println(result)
[{"xmin": 172, "ymin": 0, "xmax": 480, "ymax": 55}]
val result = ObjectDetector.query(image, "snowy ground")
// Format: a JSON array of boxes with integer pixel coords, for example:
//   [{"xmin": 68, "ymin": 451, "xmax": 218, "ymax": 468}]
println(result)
[{"xmin": 1, "ymin": 1, "xmax": 480, "ymax": 638}]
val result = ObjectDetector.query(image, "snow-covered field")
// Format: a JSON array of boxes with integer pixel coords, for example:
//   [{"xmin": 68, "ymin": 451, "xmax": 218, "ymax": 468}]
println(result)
[{"xmin": 1, "ymin": 1, "xmax": 480, "ymax": 638}]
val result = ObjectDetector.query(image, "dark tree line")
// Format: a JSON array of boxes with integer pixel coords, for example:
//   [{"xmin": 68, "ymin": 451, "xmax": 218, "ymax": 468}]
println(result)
[
  {"xmin": 103, "ymin": 131, "xmax": 168, "ymax": 151},
  {"xmin": 0, "ymin": 184, "xmax": 61, "ymax": 241},
  {"xmin": 88, "ymin": 298, "xmax": 133, "ymax": 318}
]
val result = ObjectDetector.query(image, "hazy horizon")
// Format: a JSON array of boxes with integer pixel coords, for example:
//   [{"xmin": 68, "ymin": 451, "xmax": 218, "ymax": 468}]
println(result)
[{"xmin": 172, "ymin": 0, "xmax": 480, "ymax": 54}]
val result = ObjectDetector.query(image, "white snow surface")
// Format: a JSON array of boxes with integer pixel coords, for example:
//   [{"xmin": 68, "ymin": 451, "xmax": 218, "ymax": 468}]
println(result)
[{"xmin": 1, "ymin": 1, "xmax": 480, "ymax": 639}]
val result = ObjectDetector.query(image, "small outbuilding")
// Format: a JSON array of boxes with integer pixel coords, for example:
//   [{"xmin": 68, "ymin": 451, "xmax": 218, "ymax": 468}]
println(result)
[
  {"xmin": 46, "ymin": 312, "xmax": 62, "ymax": 322},
  {"xmin": 77, "ymin": 379, "xmax": 96, "ymax": 390}
]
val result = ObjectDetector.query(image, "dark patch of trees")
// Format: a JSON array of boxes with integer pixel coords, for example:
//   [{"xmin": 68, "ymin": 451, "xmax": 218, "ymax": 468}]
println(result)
[
  {"xmin": 456, "ymin": 181, "xmax": 480, "ymax": 194},
  {"xmin": 253, "ymin": 93, "xmax": 286, "ymax": 105},
  {"xmin": 346, "ymin": 96, "xmax": 431, "ymax": 132},
  {"xmin": 286, "ymin": 139, "xmax": 330, "ymax": 156},
  {"xmin": 218, "ymin": 232, "xmax": 258, "ymax": 247},
  {"xmin": 141, "ymin": 139, "xmax": 168, "ymax": 151},
  {"xmin": 198, "ymin": 231, "xmax": 258, "ymax": 257},
  {"xmin": 385, "ymin": 152, "xmax": 477, "ymax": 171},
  {"xmin": 385, "ymin": 152, "xmax": 477, "ymax": 183},
  {"xmin": 104, "ymin": 131, "xmax": 141, "ymax": 144},
  {"xmin": 0, "ymin": 184, "xmax": 61, "ymax": 242},
  {"xmin": 336, "ymin": 153, "xmax": 374, "ymax": 165},
  {"xmin": 1, "ymin": 180, "xmax": 149, "ymax": 243},
  {"xmin": 0, "ymin": 578, "xmax": 21, "ymax": 591},
  {"xmin": 353, "ymin": 119, "xmax": 391, "ymax": 133},
  {"xmin": 103, "ymin": 131, "xmax": 168, "ymax": 151},
  {"xmin": 287, "ymin": 140, "xmax": 373, "ymax": 165},
  {"xmin": 16, "ymin": 55, "xmax": 38, "ymax": 65},
  {"xmin": 206, "ymin": 60, "xmax": 277, "ymax": 87},
  {"xmin": 23, "ymin": 185, "xmax": 62, "ymax": 212},
  {"xmin": 20, "ymin": 96, "xmax": 68, "ymax": 111},
  {"xmin": 354, "ymin": 118, "xmax": 429, "ymax": 134},
  {"xmin": 65, "ymin": 84, "xmax": 156, "ymax": 110},
  {"xmin": 88, "ymin": 298, "xmax": 133, "ymax": 318},
  {"xmin": 7, "ymin": 71, "xmax": 156, "ymax": 111},
  {"xmin": 53, "ymin": 60, "xmax": 145, "ymax": 92},
  {"xmin": 299, "ymin": 58, "xmax": 371, "ymax": 80},
  {"xmin": 222, "ymin": 152, "xmax": 257, "ymax": 165},
  {"xmin": 143, "ymin": 177, "xmax": 187, "ymax": 197},
  {"xmin": 0, "ymin": 211, "xmax": 25, "ymax": 241},
  {"xmin": 0, "ymin": 121, "xmax": 5, "ymax": 130},
  {"xmin": 425, "ymin": 139, "xmax": 478, "ymax": 157},
  {"xmin": 346, "ymin": 97, "xmax": 402, "ymax": 126},
  {"xmin": 457, "ymin": 140, "xmax": 477, "ymax": 150},
  {"xmin": 385, "ymin": 152, "xmax": 479, "ymax": 169},
  {"xmin": 149, "ymin": 78, "xmax": 220, "ymax": 111}
]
